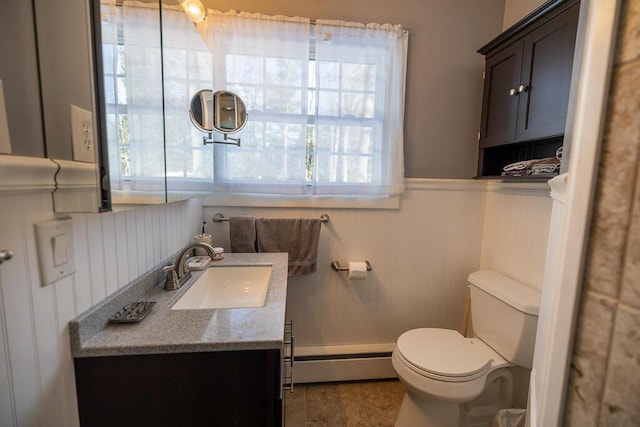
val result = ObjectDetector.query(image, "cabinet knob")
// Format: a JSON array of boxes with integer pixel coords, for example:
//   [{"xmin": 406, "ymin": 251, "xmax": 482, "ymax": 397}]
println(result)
[
  {"xmin": 509, "ymin": 88, "xmax": 518, "ymax": 96},
  {"xmin": 518, "ymin": 84, "xmax": 529, "ymax": 93}
]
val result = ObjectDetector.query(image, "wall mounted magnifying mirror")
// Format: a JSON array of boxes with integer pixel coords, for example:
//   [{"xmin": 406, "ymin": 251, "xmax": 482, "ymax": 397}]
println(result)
[{"xmin": 189, "ymin": 89, "xmax": 248, "ymax": 146}]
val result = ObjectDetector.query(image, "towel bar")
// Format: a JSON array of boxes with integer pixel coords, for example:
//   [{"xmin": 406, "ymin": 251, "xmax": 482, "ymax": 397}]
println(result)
[
  {"xmin": 212, "ymin": 212, "xmax": 330, "ymax": 223},
  {"xmin": 331, "ymin": 261, "xmax": 372, "ymax": 272}
]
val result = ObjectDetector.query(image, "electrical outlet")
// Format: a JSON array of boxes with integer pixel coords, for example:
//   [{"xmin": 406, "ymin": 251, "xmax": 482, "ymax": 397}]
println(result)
[{"xmin": 70, "ymin": 104, "xmax": 95, "ymax": 163}]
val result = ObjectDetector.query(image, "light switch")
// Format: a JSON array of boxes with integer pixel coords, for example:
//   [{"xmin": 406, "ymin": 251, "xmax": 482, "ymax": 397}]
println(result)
[
  {"xmin": 35, "ymin": 218, "xmax": 75, "ymax": 286},
  {"xmin": 52, "ymin": 234, "xmax": 68, "ymax": 266}
]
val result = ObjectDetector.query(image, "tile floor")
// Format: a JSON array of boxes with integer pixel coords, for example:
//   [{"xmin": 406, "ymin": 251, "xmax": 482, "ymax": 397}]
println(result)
[{"xmin": 284, "ymin": 380, "xmax": 405, "ymax": 427}]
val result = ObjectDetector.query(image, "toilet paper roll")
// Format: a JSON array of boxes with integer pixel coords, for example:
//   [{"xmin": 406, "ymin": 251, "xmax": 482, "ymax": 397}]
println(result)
[
  {"xmin": 193, "ymin": 234, "xmax": 212, "ymax": 256},
  {"xmin": 347, "ymin": 261, "xmax": 368, "ymax": 280}
]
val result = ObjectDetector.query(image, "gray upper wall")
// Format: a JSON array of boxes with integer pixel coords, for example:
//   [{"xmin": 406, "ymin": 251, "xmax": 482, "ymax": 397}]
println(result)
[
  {"xmin": 0, "ymin": 0, "xmax": 46, "ymax": 157},
  {"xmin": 34, "ymin": 0, "xmax": 94, "ymax": 160},
  {"xmin": 503, "ymin": 0, "xmax": 546, "ymax": 29},
  {"xmin": 202, "ymin": 0, "xmax": 506, "ymax": 178},
  {"xmin": 0, "ymin": 0, "xmax": 94, "ymax": 160}
]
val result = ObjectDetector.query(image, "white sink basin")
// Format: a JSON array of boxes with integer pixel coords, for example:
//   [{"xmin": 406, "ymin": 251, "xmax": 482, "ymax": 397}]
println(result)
[{"xmin": 171, "ymin": 265, "xmax": 272, "ymax": 310}]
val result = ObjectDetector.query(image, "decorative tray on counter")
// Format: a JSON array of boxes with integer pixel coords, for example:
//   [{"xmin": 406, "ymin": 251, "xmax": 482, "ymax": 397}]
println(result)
[{"xmin": 109, "ymin": 301, "xmax": 156, "ymax": 324}]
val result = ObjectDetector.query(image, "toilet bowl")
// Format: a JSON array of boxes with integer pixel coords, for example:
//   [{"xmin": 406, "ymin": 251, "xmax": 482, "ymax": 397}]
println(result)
[
  {"xmin": 392, "ymin": 329, "xmax": 512, "ymax": 427},
  {"xmin": 392, "ymin": 270, "xmax": 540, "ymax": 427},
  {"xmin": 394, "ymin": 329, "xmax": 509, "ymax": 401}
]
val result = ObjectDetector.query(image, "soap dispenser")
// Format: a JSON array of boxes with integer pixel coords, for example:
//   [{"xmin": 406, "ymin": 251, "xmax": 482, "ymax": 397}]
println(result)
[{"xmin": 193, "ymin": 221, "xmax": 212, "ymax": 255}]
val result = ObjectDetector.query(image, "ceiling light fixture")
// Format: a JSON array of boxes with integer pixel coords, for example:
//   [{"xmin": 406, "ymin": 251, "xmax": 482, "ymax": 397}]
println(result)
[{"xmin": 179, "ymin": 0, "xmax": 206, "ymax": 23}]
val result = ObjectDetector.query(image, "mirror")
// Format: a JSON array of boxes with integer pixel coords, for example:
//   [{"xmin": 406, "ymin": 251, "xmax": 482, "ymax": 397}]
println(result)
[
  {"xmin": 0, "ymin": 0, "xmax": 46, "ymax": 157},
  {"xmin": 97, "ymin": 0, "xmax": 215, "ymax": 205},
  {"xmin": 189, "ymin": 89, "xmax": 248, "ymax": 134},
  {"xmin": 2, "ymin": 0, "xmax": 219, "ymax": 211},
  {"xmin": 0, "ymin": 0, "xmax": 104, "ymax": 212},
  {"xmin": 98, "ymin": 0, "xmax": 166, "ymax": 205}
]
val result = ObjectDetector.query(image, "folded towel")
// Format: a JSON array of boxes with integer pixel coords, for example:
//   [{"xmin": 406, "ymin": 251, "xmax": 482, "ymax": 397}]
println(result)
[
  {"xmin": 531, "ymin": 167, "xmax": 560, "ymax": 176},
  {"xmin": 503, "ymin": 156, "xmax": 561, "ymax": 176},
  {"xmin": 229, "ymin": 216, "xmax": 257, "ymax": 253},
  {"xmin": 531, "ymin": 163, "xmax": 560, "ymax": 174},
  {"xmin": 256, "ymin": 217, "xmax": 322, "ymax": 276},
  {"xmin": 503, "ymin": 160, "xmax": 535, "ymax": 172},
  {"xmin": 531, "ymin": 157, "xmax": 560, "ymax": 166},
  {"xmin": 501, "ymin": 170, "xmax": 527, "ymax": 177},
  {"xmin": 530, "ymin": 171, "xmax": 558, "ymax": 176}
]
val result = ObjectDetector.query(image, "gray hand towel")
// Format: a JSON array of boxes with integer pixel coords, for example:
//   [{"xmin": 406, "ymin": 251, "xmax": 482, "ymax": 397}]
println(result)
[
  {"xmin": 229, "ymin": 216, "xmax": 257, "ymax": 253},
  {"xmin": 256, "ymin": 217, "xmax": 322, "ymax": 276}
]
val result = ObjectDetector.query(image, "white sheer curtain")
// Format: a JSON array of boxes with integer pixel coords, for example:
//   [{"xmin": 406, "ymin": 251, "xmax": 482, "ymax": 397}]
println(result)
[
  {"xmin": 161, "ymin": 6, "xmax": 213, "ymax": 194},
  {"xmin": 121, "ymin": 1, "xmax": 165, "ymax": 191},
  {"xmin": 100, "ymin": 0, "xmax": 123, "ymax": 189},
  {"xmin": 205, "ymin": 10, "xmax": 311, "ymax": 195},
  {"xmin": 313, "ymin": 20, "xmax": 407, "ymax": 196},
  {"xmin": 101, "ymin": 2, "xmax": 213, "ymax": 198}
]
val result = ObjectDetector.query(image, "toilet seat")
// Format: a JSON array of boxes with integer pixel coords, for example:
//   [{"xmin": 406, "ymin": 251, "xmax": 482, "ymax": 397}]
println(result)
[{"xmin": 396, "ymin": 328, "xmax": 507, "ymax": 383}]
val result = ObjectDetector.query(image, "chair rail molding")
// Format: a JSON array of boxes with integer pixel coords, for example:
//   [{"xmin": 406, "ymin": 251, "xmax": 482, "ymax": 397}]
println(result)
[
  {"xmin": 404, "ymin": 178, "xmax": 486, "ymax": 192},
  {"xmin": 51, "ymin": 159, "xmax": 101, "ymax": 212},
  {"xmin": 0, "ymin": 154, "xmax": 57, "ymax": 194}
]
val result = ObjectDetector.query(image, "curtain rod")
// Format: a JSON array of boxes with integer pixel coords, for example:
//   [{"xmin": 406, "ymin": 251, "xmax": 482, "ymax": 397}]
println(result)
[
  {"xmin": 310, "ymin": 20, "xmax": 409, "ymax": 34},
  {"xmin": 112, "ymin": 3, "xmax": 408, "ymax": 34}
]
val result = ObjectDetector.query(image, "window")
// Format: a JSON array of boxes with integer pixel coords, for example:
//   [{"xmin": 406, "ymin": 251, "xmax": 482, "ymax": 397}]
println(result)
[{"xmin": 207, "ymin": 12, "xmax": 407, "ymax": 198}]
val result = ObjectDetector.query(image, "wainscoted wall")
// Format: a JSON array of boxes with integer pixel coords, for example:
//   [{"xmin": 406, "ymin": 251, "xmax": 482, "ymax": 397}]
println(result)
[
  {"xmin": 204, "ymin": 180, "xmax": 553, "ymax": 351},
  {"xmin": 480, "ymin": 184, "xmax": 554, "ymax": 291},
  {"xmin": 0, "ymin": 178, "xmax": 555, "ymax": 425},
  {"xmin": 0, "ymin": 194, "xmax": 202, "ymax": 427},
  {"xmin": 480, "ymin": 183, "xmax": 553, "ymax": 408}
]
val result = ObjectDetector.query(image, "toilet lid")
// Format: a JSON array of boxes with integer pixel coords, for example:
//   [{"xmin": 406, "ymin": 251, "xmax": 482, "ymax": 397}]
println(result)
[{"xmin": 396, "ymin": 328, "xmax": 500, "ymax": 379}]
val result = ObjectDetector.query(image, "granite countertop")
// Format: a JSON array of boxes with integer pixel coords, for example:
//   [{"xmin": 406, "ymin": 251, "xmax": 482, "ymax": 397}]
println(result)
[{"xmin": 70, "ymin": 252, "xmax": 288, "ymax": 358}]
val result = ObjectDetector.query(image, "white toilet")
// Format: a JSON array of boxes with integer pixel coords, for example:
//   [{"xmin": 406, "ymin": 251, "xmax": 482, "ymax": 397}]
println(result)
[{"xmin": 392, "ymin": 270, "xmax": 540, "ymax": 427}]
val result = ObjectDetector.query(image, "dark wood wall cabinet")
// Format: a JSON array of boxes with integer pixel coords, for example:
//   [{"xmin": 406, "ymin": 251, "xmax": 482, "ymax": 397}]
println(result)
[{"xmin": 477, "ymin": 0, "xmax": 580, "ymax": 179}]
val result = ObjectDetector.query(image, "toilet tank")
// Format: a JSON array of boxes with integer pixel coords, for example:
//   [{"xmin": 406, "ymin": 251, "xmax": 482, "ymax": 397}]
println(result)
[{"xmin": 468, "ymin": 270, "xmax": 541, "ymax": 368}]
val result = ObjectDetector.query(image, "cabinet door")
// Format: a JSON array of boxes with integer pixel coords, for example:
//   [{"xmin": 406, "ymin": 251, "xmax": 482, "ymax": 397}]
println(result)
[
  {"xmin": 479, "ymin": 40, "xmax": 524, "ymax": 148},
  {"xmin": 75, "ymin": 350, "xmax": 283, "ymax": 427},
  {"xmin": 515, "ymin": 4, "xmax": 579, "ymax": 142}
]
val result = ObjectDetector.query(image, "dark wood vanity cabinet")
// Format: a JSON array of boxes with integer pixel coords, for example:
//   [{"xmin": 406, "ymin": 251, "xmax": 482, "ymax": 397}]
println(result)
[
  {"xmin": 477, "ymin": 0, "xmax": 579, "ymax": 177},
  {"xmin": 74, "ymin": 349, "xmax": 283, "ymax": 427}
]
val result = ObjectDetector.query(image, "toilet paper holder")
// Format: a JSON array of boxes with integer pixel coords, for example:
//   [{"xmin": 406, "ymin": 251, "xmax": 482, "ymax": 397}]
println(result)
[{"xmin": 331, "ymin": 260, "xmax": 372, "ymax": 272}]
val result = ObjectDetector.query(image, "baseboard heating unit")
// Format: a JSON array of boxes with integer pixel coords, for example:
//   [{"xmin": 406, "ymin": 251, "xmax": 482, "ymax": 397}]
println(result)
[{"xmin": 293, "ymin": 344, "xmax": 398, "ymax": 383}]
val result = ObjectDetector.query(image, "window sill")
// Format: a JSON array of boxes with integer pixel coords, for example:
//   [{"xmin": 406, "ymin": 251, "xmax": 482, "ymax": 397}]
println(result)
[
  {"xmin": 202, "ymin": 192, "xmax": 400, "ymax": 209},
  {"xmin": 111, "ymin": 190, "xmax": 166, "ymax": 205}
]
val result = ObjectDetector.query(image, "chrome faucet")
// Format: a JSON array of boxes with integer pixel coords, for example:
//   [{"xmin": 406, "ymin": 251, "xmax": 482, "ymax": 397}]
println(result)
[{"xmin": 163, "ymin": 242, "xmax": 217, "ymax": 291}]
